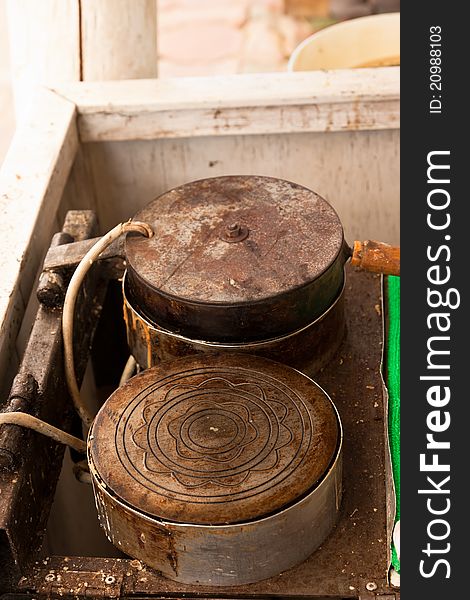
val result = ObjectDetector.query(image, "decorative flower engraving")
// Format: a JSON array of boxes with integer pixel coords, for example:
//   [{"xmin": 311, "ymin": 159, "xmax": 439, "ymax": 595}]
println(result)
[{"xmin": 132, "ymin": 377, "xmax": 293, "ymax": 491}]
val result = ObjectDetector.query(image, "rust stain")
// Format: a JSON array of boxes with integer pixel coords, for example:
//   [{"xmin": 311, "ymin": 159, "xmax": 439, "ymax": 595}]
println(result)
[
  {"xmin": 124, "ymin": 176, "xmax": 346, "ymax": 342},
  {"xmin": 167, "ymin": 532, "xmax": 178, "ymax": 576},
  {"xmin": 123, "ymin": 272, "xmax": 346, "ymax": 376}
]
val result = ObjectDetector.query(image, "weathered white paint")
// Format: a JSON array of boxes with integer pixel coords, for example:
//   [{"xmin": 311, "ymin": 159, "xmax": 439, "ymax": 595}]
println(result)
[
  {"xmin": 0, "ymin": 89, "xmax": 78, "ymax": 397},
  {"xmin": 6, "ymin": 0, "xmax": 80, "ymax": 117},
  {"xmin": 85, "ymin": 128, "xmax": 399, "ymax": 245},
  {"xmin": 14, "ymin": 146, "xmax": 99, "ymax": 365},
  {"xmin": 80, "ymin": 0, "xmax": 158, "ymax": 81},
  {"xmin": 54, "ymin": 68, "xmax": 400, "ymax": 141},
  {"xmin": 57, "ymin": 68, "xmax": 399, "ymax": 113},
  {"xmin": 6, "ymin": 0, "xmax": 158, "ymax": 119}
]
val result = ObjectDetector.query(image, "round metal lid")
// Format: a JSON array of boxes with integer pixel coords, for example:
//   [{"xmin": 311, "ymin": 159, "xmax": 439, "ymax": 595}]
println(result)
[
  {"xmin": 125, "ymin": 176, "xmax": 344, "ymax": 305},
  {"xmin": 89, "ymin": 354, "xmax": 339, "ymax": 525}
]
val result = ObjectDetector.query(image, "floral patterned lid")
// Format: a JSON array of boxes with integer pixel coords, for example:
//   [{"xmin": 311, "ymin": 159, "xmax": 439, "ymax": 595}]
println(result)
[{"xmin": 89, "ymin": 354, "xmax": 339, "ymax": 525}]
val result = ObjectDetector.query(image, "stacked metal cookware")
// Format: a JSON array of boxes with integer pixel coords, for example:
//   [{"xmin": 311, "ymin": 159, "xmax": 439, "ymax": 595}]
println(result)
[{"xmin": 87, "ymin": 176, "xmax": 399, "ymax": 585}]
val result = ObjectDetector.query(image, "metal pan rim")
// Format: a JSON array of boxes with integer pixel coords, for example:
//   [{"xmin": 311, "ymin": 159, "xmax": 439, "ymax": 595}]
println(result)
[
  {"xmin": 125, "ymin": 238, "xmax": 347, "ymax": 310},
  {"xmin": 122, "ymin": 269, "xmax": 346, "ymax": 349},
  {"xmin": 87, "ymin": 389, "xmax": 343, "ymax": 530}
]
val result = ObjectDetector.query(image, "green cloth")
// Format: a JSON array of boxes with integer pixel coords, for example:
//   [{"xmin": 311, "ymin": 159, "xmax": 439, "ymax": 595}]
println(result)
[{"xmin": 387, "ymin": 276, "xmax": 400, "ymax": 573}]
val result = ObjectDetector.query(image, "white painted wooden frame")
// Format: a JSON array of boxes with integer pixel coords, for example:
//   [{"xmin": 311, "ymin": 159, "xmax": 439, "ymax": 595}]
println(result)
[{"xmin": 0, "ymin": 67, "xmax": 399, "ymax": 397}]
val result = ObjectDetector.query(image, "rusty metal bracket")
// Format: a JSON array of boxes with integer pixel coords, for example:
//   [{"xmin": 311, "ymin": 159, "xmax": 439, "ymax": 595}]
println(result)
[
  {"xmin": 36, "ymin": 232, "xmax": 74, "ymax": 308},
  {"xmin": 41, "ymin": 236, "xmax": 126, "ymax": 291},
  {"xmin": 37, "ymin": 211, "xmax": 126, "ymax": 310}
]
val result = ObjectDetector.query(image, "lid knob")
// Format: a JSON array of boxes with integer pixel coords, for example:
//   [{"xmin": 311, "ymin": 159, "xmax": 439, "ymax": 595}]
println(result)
[{"xmin": 221, "ymin": 222, "xmax": 249, "ymax": 243}]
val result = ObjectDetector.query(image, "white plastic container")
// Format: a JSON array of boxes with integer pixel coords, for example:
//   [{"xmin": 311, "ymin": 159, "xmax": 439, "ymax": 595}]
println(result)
[{"xmin": 288, "ymin": 12, "xmax": 400, "ymax": 71}]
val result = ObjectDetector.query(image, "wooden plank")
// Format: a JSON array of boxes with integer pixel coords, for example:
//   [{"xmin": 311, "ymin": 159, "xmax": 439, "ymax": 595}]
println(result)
[
  {"xmin": 80, "ymin": 0, "xmax": 158, "ymax": 81},
  {"xmin": 56, "ymin": 68, "xmax": 399, "ymax": 112},
  {"xmin": 77, "ymin": 99, "xmax": 398, "ymax": 142},
  {"xmin": 0, "ymin": 214, "xmax": 107, "ymax": 577},
  {"xmin": 14, "ymin": 148, "xmax": 99, "ymax": 366},
  {"xmin": 0, "ymin": 88, "xmax": 78, "ymax": 399},
  {"xmin": 53, "ymin": 68, "xmax": 400, "ymax": 141},
  {"xmin": 6, "ymin": 0, "xmax": 80, "ymax": 117}
]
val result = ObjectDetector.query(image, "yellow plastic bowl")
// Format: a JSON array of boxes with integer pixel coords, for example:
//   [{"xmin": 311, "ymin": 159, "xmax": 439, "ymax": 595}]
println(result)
[{"xmin": 288, "ymin": 12, "xmax": 400, "ymax": 71}]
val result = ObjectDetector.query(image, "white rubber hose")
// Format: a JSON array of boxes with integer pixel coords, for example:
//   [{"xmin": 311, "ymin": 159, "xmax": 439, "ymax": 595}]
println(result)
[
  {"xmin": 119, "ymin": 355, "xmax": 137, "ymax": 386},
  {"xmin": 0, "ymin": 412, "xmax": 87, "ymax": 453},
  {"xmin": 62, "ymin": 220, "xmax": 153, "ymax": 428}
]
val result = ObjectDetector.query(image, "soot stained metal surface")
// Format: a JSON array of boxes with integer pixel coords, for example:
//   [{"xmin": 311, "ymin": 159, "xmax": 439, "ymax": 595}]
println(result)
[
  {"xmin": 89, "ymin": 353, "xmax": 338, "ymax": 525},
  {"xmin": 124, "ymin": 176, "xmax": 346, "ymax": 341},
  {"xmin": 122, "ymin": 272, "xmax": 346, "ymax": 376},
  {"xmin": 126, "ymin": 176, "xmax": 343, "ymax": 302}
]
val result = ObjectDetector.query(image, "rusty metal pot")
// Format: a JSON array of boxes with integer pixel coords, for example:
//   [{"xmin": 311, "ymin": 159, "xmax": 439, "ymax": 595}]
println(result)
[
  {"xmin": 88, "ymin": 354, "xmax": 342, "ymax": 586},
  {"xmin": 123, "ymin": 271, "xmax": 346, "ymax": 376},
  {"xmin": 124, "ymin": 176, "xmax": 399, "ymax": 346},
  {"xmin": 125, "ymin": 176, "xmax": 345, "ymax": 343},
  {"xmin": 122, "ymin": 176, "xmax": 398, "ymax": 373}
]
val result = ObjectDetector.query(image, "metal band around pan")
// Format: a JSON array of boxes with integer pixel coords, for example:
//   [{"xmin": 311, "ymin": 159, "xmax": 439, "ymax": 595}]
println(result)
[
  {"xmin": 88, "ymin": 393, "xmax": 342, "ymax": 586},
  {"xmin": 122, "ymin": 270, "xmax": 346, "ymax": 377}
]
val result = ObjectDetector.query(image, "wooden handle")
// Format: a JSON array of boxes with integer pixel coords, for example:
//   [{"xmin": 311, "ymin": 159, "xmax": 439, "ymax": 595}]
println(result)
[{"xmin": 350, "ymin": 240, "xmax": 400, "ymax": 276}]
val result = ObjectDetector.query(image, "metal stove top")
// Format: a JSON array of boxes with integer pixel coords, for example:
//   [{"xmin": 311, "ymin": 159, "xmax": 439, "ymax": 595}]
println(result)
[{"xmin": 0, "ymin": 210, "xmax": 397, "ymax": 599}]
